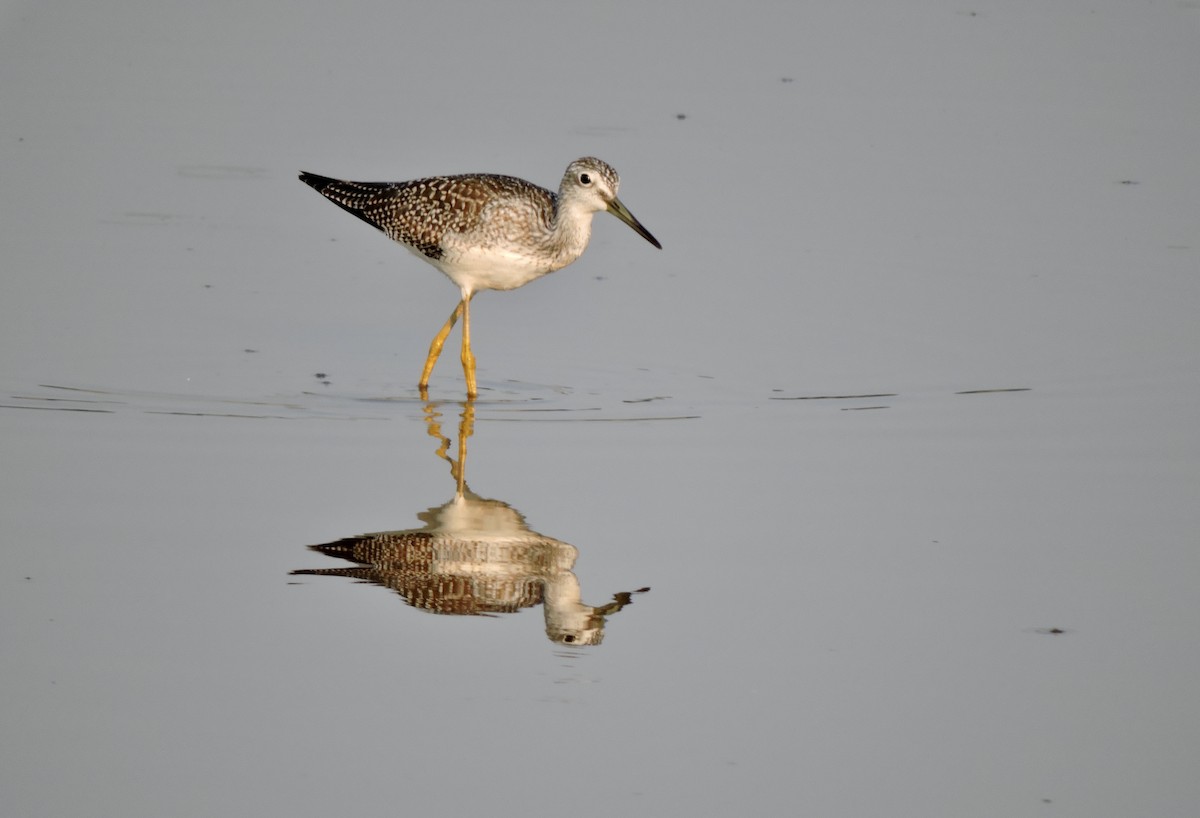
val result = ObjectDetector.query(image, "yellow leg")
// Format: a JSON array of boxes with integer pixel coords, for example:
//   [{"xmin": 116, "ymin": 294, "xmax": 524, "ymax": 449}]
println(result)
[
  {"xmin": 460, "ymin": 293, "xmax": 477, "ymax": 398},
  {"xmin": 419, "ymin": 300, "xmax": 464, "ymax": 394}
]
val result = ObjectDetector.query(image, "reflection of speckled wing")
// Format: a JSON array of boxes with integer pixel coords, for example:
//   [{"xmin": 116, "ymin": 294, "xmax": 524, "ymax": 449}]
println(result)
[
  {"xmin": 299, "ymin": 172, "xmax": 551, "ymax": 261},
  {"xmin": 306, "ymin": 531, "xmax": 434, "ymax": 567},
  {"xmin": 296, "ymin": 531, "xmax": 551, "ymax": 615}
]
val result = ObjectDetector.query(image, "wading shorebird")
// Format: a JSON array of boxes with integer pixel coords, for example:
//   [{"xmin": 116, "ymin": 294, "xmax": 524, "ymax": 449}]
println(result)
[{"xmin": 299, "ymin": 157, "xmax": 661, "ymax": 397}]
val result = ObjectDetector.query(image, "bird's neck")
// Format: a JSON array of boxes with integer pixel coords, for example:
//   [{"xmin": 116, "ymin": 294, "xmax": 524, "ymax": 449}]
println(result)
[{"xmin": 543, "ymin": 196, "xmax": 595, "ymax": 271}]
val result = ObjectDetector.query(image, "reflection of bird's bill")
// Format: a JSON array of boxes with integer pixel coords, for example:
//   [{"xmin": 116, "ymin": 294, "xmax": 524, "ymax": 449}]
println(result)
[{"xmin": 608, "ymin": 197, "xmax": 662, "ymax": 249}]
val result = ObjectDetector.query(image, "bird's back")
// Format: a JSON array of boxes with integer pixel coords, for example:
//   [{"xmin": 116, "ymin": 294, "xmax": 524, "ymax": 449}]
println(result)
[{"xmin": 299, "ymin": 171, "xmax": 556, "ymax": 263}]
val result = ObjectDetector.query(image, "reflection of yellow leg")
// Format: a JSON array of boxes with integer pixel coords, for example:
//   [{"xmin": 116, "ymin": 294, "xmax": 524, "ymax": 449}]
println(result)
[
  {"xmin": 419, "ymin": 300, "xmax": 464, "ymax": 394},
  {"xmin": 423, "ymin": 402, "xmax": 450, "ymax": 462},
  {"xmin": 455, "ymin": 401, "xmax": 475, "ymax": 496},
  {"xmin": 422, "ymin": 400, "xmax": 475, "ymax": 496},
  {"xmin": 460, "ymin": 293, "xmax": 477, "ymax": 398}
]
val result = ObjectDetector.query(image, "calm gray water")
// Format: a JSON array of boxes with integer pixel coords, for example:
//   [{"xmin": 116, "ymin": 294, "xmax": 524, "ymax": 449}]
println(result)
[{"xmin": 3, "ymin": 2, "xmax": 1198, "ymax": 816}]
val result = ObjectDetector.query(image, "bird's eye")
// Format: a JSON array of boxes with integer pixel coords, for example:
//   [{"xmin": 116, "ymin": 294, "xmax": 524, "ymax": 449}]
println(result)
[{"xmin": 578, "ymin": 173, "xmax": 592, "ymax": 186}]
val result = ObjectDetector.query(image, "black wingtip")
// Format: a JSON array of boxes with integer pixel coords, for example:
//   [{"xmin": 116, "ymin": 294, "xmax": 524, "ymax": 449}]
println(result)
[{"xmin": 299, "ymin": 171, "xmax": 334, "ymax": 192}]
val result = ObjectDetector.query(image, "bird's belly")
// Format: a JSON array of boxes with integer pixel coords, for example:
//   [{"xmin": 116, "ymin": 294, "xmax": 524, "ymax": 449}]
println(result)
[{"xmin": 433, "ymin": 244, "xmax": 563, "ymax": 293}]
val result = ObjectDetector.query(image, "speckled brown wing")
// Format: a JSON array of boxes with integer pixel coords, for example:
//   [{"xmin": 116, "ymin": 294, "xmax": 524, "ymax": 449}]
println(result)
[{"xmin": 299, "ymin": 172, "xmax": 549, "ymax": 261}]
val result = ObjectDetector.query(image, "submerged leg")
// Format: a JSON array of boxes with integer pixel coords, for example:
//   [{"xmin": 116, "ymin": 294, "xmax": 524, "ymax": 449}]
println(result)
[
  {"xmin": 419, "ymin": 300, "xmax": 464, "ymax": 394},
  {"xmin": 460, "ymin": 292, "xmax": 477, "ymax": 398}
]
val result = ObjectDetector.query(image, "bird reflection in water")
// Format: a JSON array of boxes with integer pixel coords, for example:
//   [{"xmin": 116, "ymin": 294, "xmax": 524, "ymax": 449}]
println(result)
[{"xmin": 292, "ymin": 402, "xmax": 647, "ymax": 645}]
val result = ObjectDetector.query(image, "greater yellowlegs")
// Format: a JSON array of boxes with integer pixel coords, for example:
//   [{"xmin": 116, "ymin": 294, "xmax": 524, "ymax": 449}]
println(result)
[{"xmin": 299, "ymin": 157, "xmax": 661, "ymax": 397}]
